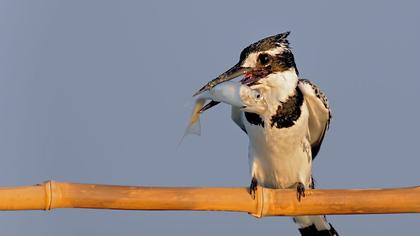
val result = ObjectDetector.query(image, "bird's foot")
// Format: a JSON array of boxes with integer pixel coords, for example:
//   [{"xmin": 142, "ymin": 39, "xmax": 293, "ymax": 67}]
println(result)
[
  {"xmin": 249, "ymin": 176, "xmax": 258, "ymax": 199},
  {"xmin": 296, "ymin": 182, "xmax": 305, "ymax": 202}
]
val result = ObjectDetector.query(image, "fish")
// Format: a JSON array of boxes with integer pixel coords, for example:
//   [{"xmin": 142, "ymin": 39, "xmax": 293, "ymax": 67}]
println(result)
[{"xmin": 182, "ymin": 81, "xmax": 266, "ymax": 139}]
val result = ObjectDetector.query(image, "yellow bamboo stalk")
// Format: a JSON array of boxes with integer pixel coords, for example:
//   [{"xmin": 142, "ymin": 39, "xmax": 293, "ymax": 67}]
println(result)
[{"xmin": 0, "ymin": 181, "xmax": 419, "ymax": 216}]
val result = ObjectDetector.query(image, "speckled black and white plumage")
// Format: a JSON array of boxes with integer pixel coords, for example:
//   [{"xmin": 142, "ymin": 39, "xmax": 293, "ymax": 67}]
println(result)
[
  {"xmin": 195, "ymin": 32, "xmax": 337, "ymax": 235},
  {"xmin": 235, "ymin": 33, "xmax": 336, "ymax": 235},
  {"xmin": 299, "ymin": 79, "xmax": 331, "ymax": 117},
  {"xmin": 297, "ymin": 79, "xmax": 332, "ymax": 159},
  {"xmin": 242, "ymin": 34, "xmax": 335, "ymax": 235}
]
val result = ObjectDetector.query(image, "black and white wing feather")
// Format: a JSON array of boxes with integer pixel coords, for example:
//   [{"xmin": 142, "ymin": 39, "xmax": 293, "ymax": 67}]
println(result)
[{"xmin": 298, "ymin": 79, "xmax": 332, "ymax": 159}]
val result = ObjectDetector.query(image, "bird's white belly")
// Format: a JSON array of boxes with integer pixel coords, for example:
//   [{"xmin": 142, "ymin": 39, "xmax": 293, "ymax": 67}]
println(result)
[{"xmin": 244, "ymin": 104, "xmax": 312, "ymax": 189}]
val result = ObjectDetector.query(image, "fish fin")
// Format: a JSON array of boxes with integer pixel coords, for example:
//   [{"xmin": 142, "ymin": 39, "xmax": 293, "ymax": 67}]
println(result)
[{"xmin": 178, "ymin": 98, "xmax": 206, "ymax": 147}]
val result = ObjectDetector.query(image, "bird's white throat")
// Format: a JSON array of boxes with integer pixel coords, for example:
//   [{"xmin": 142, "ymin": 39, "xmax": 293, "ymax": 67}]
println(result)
[{"xmin": 249, "ymin": 68, "xmax": 299, "ymax": 115}]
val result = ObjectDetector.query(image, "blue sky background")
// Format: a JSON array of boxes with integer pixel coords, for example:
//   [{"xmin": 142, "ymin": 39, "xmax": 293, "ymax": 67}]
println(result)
[{"xmin": 0, "ymin": 1, "xmax": 419, "ymax": 235}]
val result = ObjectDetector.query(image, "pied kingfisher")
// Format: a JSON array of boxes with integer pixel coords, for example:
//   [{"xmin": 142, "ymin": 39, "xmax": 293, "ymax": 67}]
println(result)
[{"xmin": 193, "ymin": 32, "xmax": 338, "ymax": 236}]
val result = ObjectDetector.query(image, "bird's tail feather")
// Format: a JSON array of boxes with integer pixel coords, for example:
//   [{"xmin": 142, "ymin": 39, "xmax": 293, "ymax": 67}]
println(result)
[{"xmin": 294, "ymin": 215, "xmax": 338, "ymax": 236}]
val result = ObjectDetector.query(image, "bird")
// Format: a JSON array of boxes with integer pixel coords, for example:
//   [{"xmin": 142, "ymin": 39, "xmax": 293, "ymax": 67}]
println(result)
[{"xmin": 193, "ymin": 32, "xmax": 338, "ymax": 236}]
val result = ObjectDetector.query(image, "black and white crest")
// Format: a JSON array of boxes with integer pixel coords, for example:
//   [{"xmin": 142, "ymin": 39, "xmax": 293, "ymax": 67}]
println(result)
[
  {"xmin": 239, "ymin": 32, "xmax": 299, "ymax": 76},
  {"xmin": 239, "ymin": 32, "xmax": 291, "ymax": 62}
]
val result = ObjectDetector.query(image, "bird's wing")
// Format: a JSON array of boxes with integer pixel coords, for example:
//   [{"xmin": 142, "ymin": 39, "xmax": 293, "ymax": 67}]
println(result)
[
  {"xmin": 231, "ymin": 106, "xmax": 247, "ymax": 133},
  {"xmin": 298, "ymin": 79, "xmax": 332, "ymax": 159}
]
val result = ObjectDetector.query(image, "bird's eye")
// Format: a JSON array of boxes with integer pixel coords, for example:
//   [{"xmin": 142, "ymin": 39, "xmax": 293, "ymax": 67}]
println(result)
[{"xmin": 258, "ymin": 53, "xmax": 270, "ymax": 66}]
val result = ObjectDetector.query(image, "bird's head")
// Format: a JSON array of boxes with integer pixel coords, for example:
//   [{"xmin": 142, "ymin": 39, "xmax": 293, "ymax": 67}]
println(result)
[{"xmin": 194, "ymin": 31, "xmax": 298, "ymax": 96}]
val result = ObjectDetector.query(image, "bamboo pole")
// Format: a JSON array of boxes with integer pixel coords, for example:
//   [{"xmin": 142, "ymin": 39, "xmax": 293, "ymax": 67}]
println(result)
[{"xmin": 0, "ymin": 181, "xmax": 419, "ymax": 216}]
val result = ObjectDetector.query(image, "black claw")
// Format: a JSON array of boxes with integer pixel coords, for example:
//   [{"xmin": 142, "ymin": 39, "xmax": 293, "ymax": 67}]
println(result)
[
  {"xmin": 296, "ymin": 182, "xmax": 306, "ymax": 202},
  {"xmin": 249, "ymin": 177, "xmax": 258, "ymax": 199}
]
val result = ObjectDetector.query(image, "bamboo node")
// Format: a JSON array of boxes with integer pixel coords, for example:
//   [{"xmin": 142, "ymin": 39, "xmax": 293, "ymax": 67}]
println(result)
[
  {"xmin": 43, "ymin": 180, "xmax": 53, "ymax": 211},
  {"xmin": 250, "ymin": 185, "xmax": 264, "ymax": 218}
]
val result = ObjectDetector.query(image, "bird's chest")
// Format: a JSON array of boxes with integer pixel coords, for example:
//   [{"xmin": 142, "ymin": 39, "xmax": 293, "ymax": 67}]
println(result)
[
  {"xmin": 243, "ymin": 85, "xmax": 309, "ymax": 154},
  {"xmin": 242, "ymin": 101, "xmax": 312, "ymax": 188},
  {"xmin": 244, "ymin": 103, "xmax": 310, "ymax": 158}
]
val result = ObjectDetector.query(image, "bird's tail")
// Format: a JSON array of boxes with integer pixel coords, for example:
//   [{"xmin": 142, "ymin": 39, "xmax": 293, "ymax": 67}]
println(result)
[{"xmin": 294, "ymin": 215, "xmax": 338, "ymax": 236}]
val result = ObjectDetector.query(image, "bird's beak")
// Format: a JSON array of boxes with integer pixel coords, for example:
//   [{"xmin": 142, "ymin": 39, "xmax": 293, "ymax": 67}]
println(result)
[{"xmin": 193, "ymin": 63, "xmax": 252, "ymax": 96}]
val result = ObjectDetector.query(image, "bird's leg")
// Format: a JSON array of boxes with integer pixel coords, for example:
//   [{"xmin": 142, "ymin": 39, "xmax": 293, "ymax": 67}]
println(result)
[
  {"xmin": 296, "ymin": 182, "xmax": 306, "ymax": 202},
  {"xmin": 249, "ymin": 176, "xmax": 258, "ymax": 199}
]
